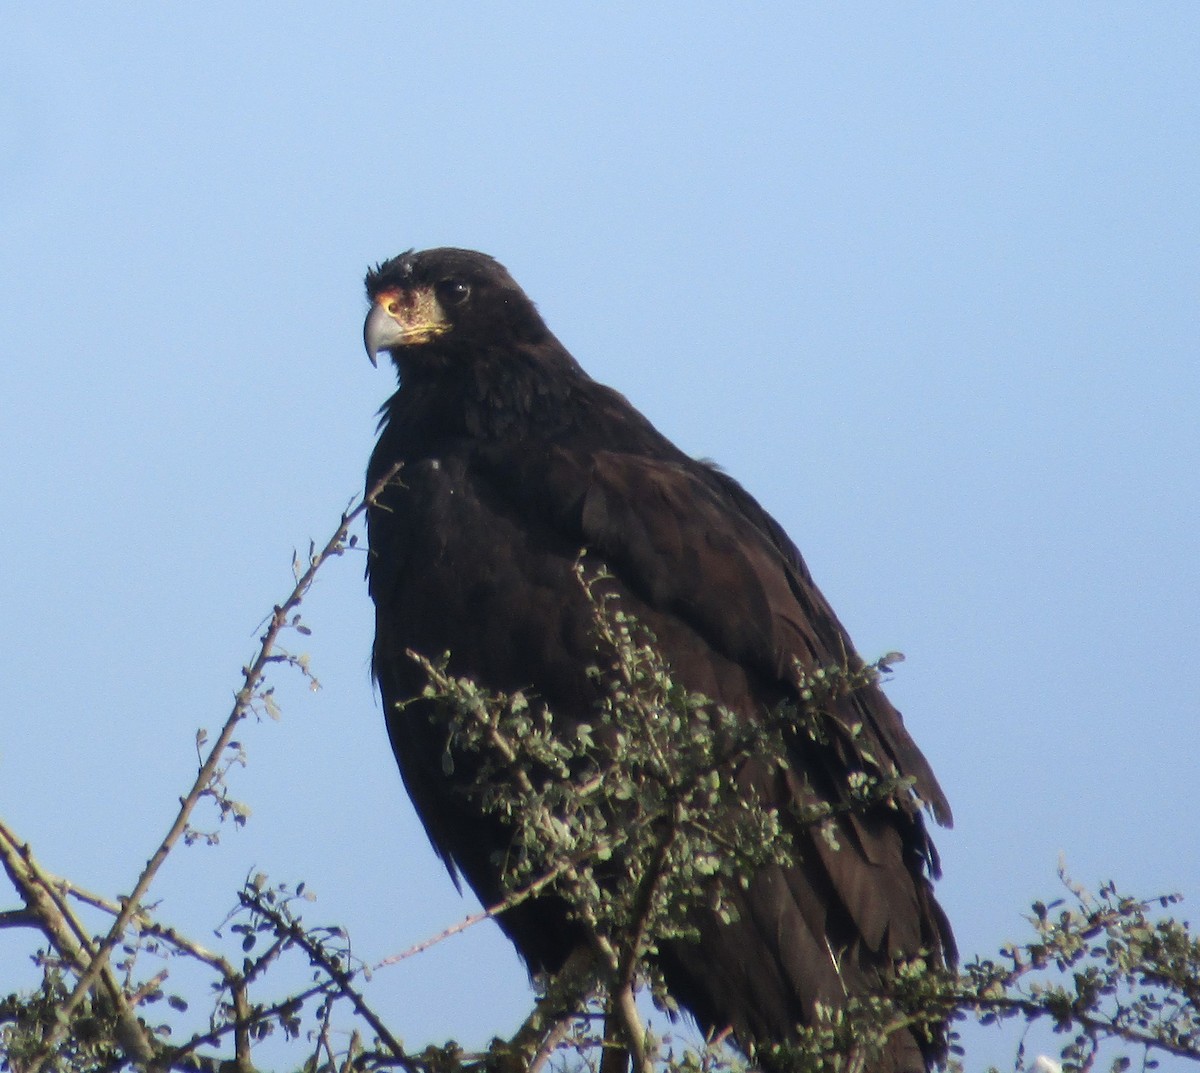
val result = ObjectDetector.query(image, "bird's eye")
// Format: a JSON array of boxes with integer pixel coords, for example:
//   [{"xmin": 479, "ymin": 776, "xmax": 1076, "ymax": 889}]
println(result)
[{"xmin": 437, "ymin": 278, "xmax": 471, "ymax": 306}]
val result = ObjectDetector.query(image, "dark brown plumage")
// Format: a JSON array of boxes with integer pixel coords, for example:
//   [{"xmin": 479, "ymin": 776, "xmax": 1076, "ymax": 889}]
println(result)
[{"xmin": 363, "ymin": 248, "xmax": 954, "ymax": 1071}]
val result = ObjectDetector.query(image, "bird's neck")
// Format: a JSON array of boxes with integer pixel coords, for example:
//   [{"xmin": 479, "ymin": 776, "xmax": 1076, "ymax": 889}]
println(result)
[{"xmin": 384, "ymin": 340, "xmax": 591, "ymax": 447}]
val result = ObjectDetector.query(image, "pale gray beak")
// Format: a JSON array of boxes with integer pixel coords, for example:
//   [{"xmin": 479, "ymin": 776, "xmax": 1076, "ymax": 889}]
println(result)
[{"xmin": 364, "ymin": 301, "xmax": 406, "ymax": 367}]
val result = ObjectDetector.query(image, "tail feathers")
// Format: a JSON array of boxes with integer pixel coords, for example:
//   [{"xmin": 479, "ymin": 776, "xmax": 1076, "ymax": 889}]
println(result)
[{"xmin": 653, "ymin": 844, "xmax": 951, "ymax": 1073}]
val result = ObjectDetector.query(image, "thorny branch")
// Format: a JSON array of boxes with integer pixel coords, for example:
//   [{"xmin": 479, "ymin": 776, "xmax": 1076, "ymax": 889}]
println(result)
[
  {"xmin": 3, "ymin": 465, "xmax": 403, "ymax": 1073},
  {"xmin": 235, "ymin": 885, "xmax": 415, "ymax": 1073},
  {"xmin": 944, "ymin": 872, "xmax": 1200, "ymax": 1065},
  {"xmin": 0, "ymin": 820, "xmax": 157, "ymax": 1067}
]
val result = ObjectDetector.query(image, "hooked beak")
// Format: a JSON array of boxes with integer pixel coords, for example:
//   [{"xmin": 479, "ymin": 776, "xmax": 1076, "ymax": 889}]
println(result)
[
  {"xmin": 364, "ymin": 300, "xmax": 402, "ymax": 367},
  {"xmin": 363, "ymin": 287, "xmax": 450, "ymax": 367}
]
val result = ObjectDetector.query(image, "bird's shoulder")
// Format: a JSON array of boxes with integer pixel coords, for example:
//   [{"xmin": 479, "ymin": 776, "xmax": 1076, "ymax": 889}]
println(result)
[{"xmin": 368, "ymin": 379, "xmax": 950, "ymax": 827}]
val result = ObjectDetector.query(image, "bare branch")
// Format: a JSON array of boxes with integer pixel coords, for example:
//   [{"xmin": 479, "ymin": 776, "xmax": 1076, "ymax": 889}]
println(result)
[
  {"xmin": 0, "ymin": 819, "xmax": 157, "ymax": 1066},
  {"xmin": 237, "ymin": 884, "xmax": 419, "ymax": 1073},
  {"xmin": 18, "ymin": 465, "xmax": 404, "ymax": 1071},
  {"xmin": 374, "ymin": 854, "xmax": 578, "ymax": 969}
]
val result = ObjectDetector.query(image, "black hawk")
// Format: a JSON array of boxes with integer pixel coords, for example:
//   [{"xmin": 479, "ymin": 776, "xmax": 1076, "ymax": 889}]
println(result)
[{"xmin": 362, "ymin": 248, "xmax": 954, "ymax": 1071}]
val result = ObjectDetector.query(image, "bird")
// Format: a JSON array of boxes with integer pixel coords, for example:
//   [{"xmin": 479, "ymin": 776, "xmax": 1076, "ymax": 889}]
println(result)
[{"xmin": 362, "ymin": 247, "xmax": 954, "ymax": 1072}]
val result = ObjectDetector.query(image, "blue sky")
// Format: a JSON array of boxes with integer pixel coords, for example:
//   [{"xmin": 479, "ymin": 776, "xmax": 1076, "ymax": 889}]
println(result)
[{"xmin": 1, "ymin": 5, "xmax": 1197, "ymax": 1070}]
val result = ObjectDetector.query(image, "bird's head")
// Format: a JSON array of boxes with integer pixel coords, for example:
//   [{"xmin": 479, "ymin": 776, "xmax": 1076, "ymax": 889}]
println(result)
[{"xmin": 363, "ymin": 248, "xmax": 549, "ymax": 368}]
